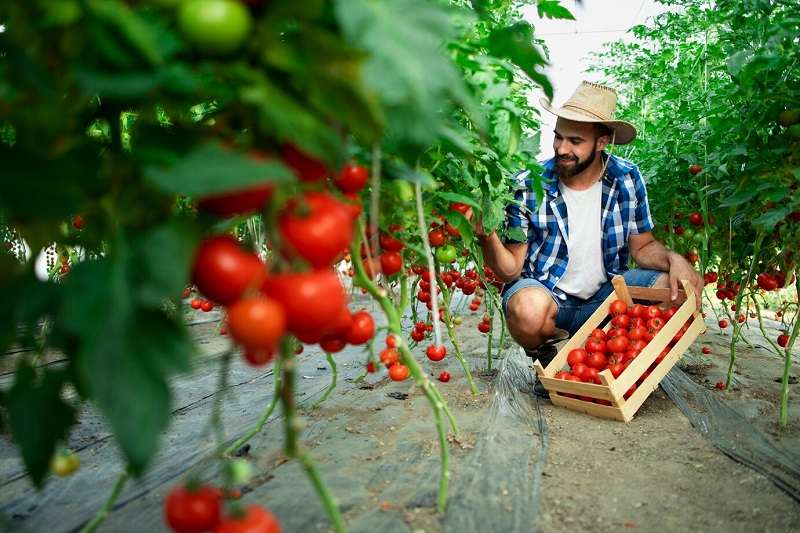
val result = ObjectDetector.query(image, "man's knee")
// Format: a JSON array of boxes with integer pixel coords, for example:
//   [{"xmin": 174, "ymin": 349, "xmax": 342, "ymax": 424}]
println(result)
[{"xmin": 506, "ymin": 288, "xmax": 558, "ymax": 345}]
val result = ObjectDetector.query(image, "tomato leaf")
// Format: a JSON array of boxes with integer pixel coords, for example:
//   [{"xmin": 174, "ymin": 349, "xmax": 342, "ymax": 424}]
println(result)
[
  {"xmin": 59, "ymin": 255, "xmax": 193, "ymax": 476},
  {"xmin": 143, "ymin": 142, "xmax": 293, "ymax": 197},
  {"xmin": 435, "ymin": 192, "xmax": 480, "ymax": 210},
  {"xmin": 5, "ymin": 364, "xmax": 77, "ymax": 488},
  {"xmin": 444, "ymin": 210, "xmax": 474, "ymax": 244},
  {"xmin": 86, "ymin": 0, "xmax": 165, "ymax": 67},
  {"xmin": 134, "ymin": 222, "xmax": 201, "ymax": 308},
  {"xmin": 536, "ymin": 0, "xmax": 576, "ymax": 21},
  {"xmin": 487, "ymin": 23, "xmax": 552, "ymax": 99}
]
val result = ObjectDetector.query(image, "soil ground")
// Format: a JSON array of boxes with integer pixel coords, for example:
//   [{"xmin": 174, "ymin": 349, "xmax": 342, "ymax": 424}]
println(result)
[{"xmin": 1, "ymin": 299, "xmax": 799, "ymax": 532}]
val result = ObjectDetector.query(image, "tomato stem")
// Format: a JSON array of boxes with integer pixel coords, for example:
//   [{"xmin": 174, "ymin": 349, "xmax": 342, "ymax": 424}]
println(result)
[
  {"xmin": 223, "ymin": 357, "xmax": 282, "ymax": 457},
  {"xmin": 779, "ymin": 278, "xmax": 800, "ymax": 426},
  {"xmin": 278, "ymin": 338, "xmax": 346, "ymax": 532},
  {"xmin": 79, "ymin": 468, "xmax": 129, "ymax": 533},
  {"xmin": 312, "ymin": 353, "xmax": 338, "ymax": 409},
  {"xmin": 436, "ymin": 278, "xmax": 478, "ymax": 395},
  {"xmin": 414, "ymin": 182, "xmax": 443, "ymax": 347}
]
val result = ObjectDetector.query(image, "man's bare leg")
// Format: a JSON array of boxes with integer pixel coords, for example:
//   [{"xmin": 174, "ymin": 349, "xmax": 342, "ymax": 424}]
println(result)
[{"xmin": 505, "ymin": 287, "xmax": 562, "ymax": 350}]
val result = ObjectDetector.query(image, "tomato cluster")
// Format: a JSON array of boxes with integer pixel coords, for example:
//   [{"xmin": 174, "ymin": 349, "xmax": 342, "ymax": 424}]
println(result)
[
  {"xmin": 477, "ymin": 315, "xmax": 491, "ymax": 334},
  {"xmin": 190, "ymin": 156, "xmax": 377, "ymax": 366},
  {"xmin": 553, "ymin": 299, "xmax": 690, "ymax": 403},
  {"xmin": 164, "ymin": 483, "xmax": 280, "ymax": 533},
  {"xmin": 379, "ymin": 335, "xmax": 410, "ymax": 381}
]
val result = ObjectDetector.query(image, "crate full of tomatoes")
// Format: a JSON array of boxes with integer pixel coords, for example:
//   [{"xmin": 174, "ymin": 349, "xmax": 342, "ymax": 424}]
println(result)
[{"xmin": 533, "ymin": 275, "xmax": 706, "ymax": 422}]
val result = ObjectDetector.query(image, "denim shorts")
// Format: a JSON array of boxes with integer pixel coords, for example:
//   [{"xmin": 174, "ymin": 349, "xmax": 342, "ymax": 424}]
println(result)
[{"xmin": 501, "ymin": 269, "xmax": 664, "ymax": 335}]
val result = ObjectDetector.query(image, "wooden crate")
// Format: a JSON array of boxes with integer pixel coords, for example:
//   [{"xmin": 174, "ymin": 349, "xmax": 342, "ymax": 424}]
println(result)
[{"xmin": 533, "ymin": 275, "xmax": 706, "ymax": 422}]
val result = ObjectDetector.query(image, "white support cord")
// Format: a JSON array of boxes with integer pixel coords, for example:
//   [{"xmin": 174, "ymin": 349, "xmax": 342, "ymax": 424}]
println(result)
[{"xmin": 415, "ymin": 182, "xmax": 443, "ymax": 348}]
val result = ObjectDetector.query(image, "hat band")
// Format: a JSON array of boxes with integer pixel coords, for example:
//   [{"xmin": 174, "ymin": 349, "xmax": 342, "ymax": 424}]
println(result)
[{"xmin": 562, "ymin": 102, "xmax": 612, "ymax": 121}]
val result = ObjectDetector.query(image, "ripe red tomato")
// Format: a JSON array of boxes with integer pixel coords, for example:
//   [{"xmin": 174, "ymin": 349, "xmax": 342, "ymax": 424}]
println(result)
[
  {"xmin": 380, "ymin": 251, "xmax": 403, "ymax": 276},
  {"xmin": 609, "ymin": 300, "xmax": 628, "ymax": 317},
  {"xmin": 778, "ymin": 334, "xmax": 790, "ymax": 348},
  {"xmin": 608, "ymin": 362, "xmax": 625, "ymax": 378},
  {"xmin": 701, "ymin": 346, "xmax": 712, "ymax": 354},
  {"xmin": 200, "ymin": 300, "xmax": 214, "ymax": 312},
  {"xmin": 607, "ymin": 336, "xmax": 630, "ymax": 353},
  {"xmin": 629, "ymin": 317, "xmax": 646, "ymax": 329},
  {"xmin": 411, "ymin": 329, "xmax": 425, "ymax": 342},
  {"xmin": 628, "ymin": 327, "xmax": 647, "ymax": 341},
  {"xmin": 198, "ymin": 183, "xmax": 274, "ymax": 217},
  {"xmin": 567, "ymin": 348, "xmax": 588, "ymax": 367},
  {"xmin": 663, "ymin": 306, "xmax": 678, "ymax": 320},
  {"xmin": 461, "ymin": 280, "xmax": 478, "ymax": 295},
  {"xmin": 279, "ymin": 192, "xmax": 353, "ymax": 268},
  {"xmin": 380, "ymin": 233, "xmax": 404, "ymax": 252},
  {"xmin": 385, "ymin": 334, "xmax": 398, "ymax": 348},
  {"xmin": 380, "ymin": 348, "xmax": 400, "ymax": 367},
  {"xmin": 428, "ymin": 228, "xmax": 446, "ymax": 247},
  {"xmin": 629, "ymin": 339, "xmax": 647, "ymax": 352},
  {"xmin": 164, "ymin": 484, "xmax": 221, "ymax": 533},
  {"xmin": 585, "ymin": 338, "xmax": 607, "ymax": 353},
  {"xmin": 263, "ymin": 270, "xmax": 346, "ymax": 337},
  {"xmin": 628, "ymin": 303, "xmax": 645, "ymax": 318},
  {"xmin": 582, "ymin": 366, "xmax": 601, "ymax": 384},
  {"xmin": 389, "ymin": 364, "xmax": 410, "ymax": 381},
  {"xmin": 438, "ymin": 371, "xmax": 451, "ymax": 382},
  {"xmin": 281, "ymin": 143, "xmax": 328, "ymax": 182},
  {"xmin": 426, "ymin": 345, "xmax": 447, "ymax": 361},
  {"xmin": 227, "ymin": 297, "xmax": 286, "ymax": 350},
  {"xmin": 366, "ymin": 361, "xmax": 376, "ymax": 373},
  {"xmin": 243, "ymin": 347, "xmax": 275, "ymax": 366},
  {"xmin": 215, "ymin": 504, "xmax": 280, "ymax": 533},
  {"xmin": 450, "ymin": 202, "xmax": 470, "ymax": 214},
  {"xmin": 644, "ymin": 305, "xmax": 662, "ymax": 319},
  {"xmin": 589, "ymin": 329, "xmax": 607, "ymax": 341},
  {"xmin": 623, "ymin": 349, "xmax": 639, "ymax": 363},
  {"xmin": 191, "ymin": 298, "xmax": 202, "ymax": 309},
  {"xmin": 611, "ymin": 314, "xmax": 630, "ymax": 329},
  {"xmin": 192, "ymin": 235, "xmax": 266, "ymax": 306},
  {"xmin": 689, "ymin": 164, "xmax": 703, "ymax": 175},
  {"xmin": 319, "ymin": 336, "xmax": 346, "ymax": 353},
  {"xmin": 646, "ymin": 317, "xmax": 664, "ymax": 334},
  {"xmin": 688, "ymin": 211, "xmax": 703, "ymax": 226},
  {"xmin": 478, "ymin": 322, "xmax": 491, "ymax": 333},
  {"xmin": 608, "ymin": 328, "xmax": 627, "ymax": 339},
  {"xmin": 570, "ymin": 362, "xmax": 589, "ymax": 379},
  {"xmin": 586, "ymin": 352, "xmax": 608, "ymax": 370},
  {"xmin": 554, "ymin": 371, "xmax": 571, "ymax": 380},
  {"xmin": 72, "ymin": 215, "xmax": 85, "ymax": 230},
  {"xmin": 333, "ymin": 163, "xmax": 369, "ymax": 193},
  {"xmin": 344, "ymin": 310, "xmax": 375, "ymax": 345}
]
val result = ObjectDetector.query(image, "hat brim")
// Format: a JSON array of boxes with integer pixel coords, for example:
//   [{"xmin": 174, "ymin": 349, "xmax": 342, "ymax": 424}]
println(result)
[{"xmin": 540, "ymin": 97, "xmax": 637, "ymax": 145}]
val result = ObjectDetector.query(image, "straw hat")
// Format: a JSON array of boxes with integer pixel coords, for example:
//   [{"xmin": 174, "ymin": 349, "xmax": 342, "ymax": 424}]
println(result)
[{"xmin": 540, "ymin": 81, "xmax": 637, "ymax": 145}]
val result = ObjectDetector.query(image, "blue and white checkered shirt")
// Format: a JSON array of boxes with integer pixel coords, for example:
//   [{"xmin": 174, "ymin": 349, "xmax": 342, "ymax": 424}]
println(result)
[{"xmin": 504, "ymin": 152, "xmax": 655, "ymax": 300}]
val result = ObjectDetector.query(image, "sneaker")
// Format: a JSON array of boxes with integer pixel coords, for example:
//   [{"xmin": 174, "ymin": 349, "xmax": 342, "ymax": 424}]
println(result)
[{"xmin": 524, "ymin": 328, "xmax": 570, "ymax": 363}]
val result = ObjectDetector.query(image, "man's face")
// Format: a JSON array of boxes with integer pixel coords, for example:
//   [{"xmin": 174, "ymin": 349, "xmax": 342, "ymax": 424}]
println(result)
[{"xmin": 553, "ymin": 118, "xmax": 603, "ymax": 178}]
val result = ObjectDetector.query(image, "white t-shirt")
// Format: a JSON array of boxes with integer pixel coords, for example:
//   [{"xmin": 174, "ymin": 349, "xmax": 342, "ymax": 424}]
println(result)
[{"xmin": 555, "ymin": 179, "xmax": 608, "ymax": 299}]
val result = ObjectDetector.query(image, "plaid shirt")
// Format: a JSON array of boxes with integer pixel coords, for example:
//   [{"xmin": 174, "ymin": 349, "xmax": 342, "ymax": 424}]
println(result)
[{"xmin": 505, "ymin": 152, "xmax": 655, "ymax": 300}]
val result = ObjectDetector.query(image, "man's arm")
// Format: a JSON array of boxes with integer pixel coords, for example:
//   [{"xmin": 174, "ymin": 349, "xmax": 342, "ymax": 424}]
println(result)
[
  {"xmin": 477, "ymin": 232, "xmax": 528, "ymax": 282},
  {"xmin": 629, "ymin": 231, "xmax": 703, "ymax": 307}
]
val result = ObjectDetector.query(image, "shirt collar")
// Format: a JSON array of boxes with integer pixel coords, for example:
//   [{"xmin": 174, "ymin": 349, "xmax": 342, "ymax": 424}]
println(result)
[{"xmin": 541, "ymin": 151, "xmax": 631, "ymax": 196}]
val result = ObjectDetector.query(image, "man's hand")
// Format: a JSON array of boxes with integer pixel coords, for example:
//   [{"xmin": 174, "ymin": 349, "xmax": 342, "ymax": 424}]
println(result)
[
  {"xmin": 667, "ymin": 252, "xmax": 704, "ymax": 309},
  {"xmin": 464, "ymin": 207, "xmax": 487, "ymax": 238}
]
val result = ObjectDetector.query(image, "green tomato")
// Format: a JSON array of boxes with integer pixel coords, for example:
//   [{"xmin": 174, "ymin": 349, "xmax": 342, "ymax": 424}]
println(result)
[
  {"xmin": 683, "ymin": 227, "xmax": 696, "ymax": 240},
  {"xmin": 51, "ymin": 449, "xmax": 80, "ymax": 477},
  {"xmin": 435, "ymin": 245, "xmax": 457, "ymax": 264},
  {"xmin": 390, "ymin": 180, "xmax": 415, "ymax": 203},
  {"xmin": 226, "ymin": 458, "xmax": 252, "ymax": 485},
  {"xmin": 178, "ymin": 0, "xmax": 253, "ymax": 56},
  {"xmin": 693, "ymin": 232, "xmax": 705, "ymax": 244}
]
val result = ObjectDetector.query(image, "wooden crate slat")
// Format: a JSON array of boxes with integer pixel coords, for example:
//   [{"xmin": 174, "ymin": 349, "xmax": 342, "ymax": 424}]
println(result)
[
  {"xmin": 538, "ymin": 376, "xmax": 615, "ymax": 400},
  {"xmin": 628, "ymin": 286, "xmax": 685, "ymax": 303},
  {"xmin": 608, "ymin": 282, "xmax": 697, "ymax": 398},
  {"xmin": 550, "ymin": 393, "xmax": 627, "ymax": 421},
  {"xmin": 611, "ymin": 275, "xmax": 634, "ymax": 306},
  {"xmin": 621, "ymin": 313, "xmax": 706, "ymax": 420}
]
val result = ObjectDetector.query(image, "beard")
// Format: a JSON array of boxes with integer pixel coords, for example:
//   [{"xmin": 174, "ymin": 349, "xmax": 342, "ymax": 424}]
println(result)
[{"xmin": 554, "ymin": 145, "xmax": 598, "ymax": 178}]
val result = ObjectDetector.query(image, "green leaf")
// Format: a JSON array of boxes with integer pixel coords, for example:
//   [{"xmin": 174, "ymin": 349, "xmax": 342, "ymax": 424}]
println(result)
[
  {"xmin": 5, "ymin": 364, "xmax": 77, "ymax": 488},
  {"xmin": 506, "ymin": 227, "xmax": 527, "ymax": 242},
  {"xmin": 718, "ymin": 188, "xmax": 760, "ymax": 207},
  {"xmin": 86, "ymin": 0, "xmax": 164, "ymax": 66},
  {"xmin": 143, "ymin": 142, "xmax": 293, "ymax": 197},
  {"xmin": 753, "ymin": 206, "xmax": 791, "ymax": 231},
  {"xmin": 435, "ymin": 191, "xmax": 480, "ymax": 210},
  {"xmin": 487, "ymin": 23, "xmax": 553, "ymax": 99},
  {"xmin": 537, "ymin": 0, "xmax": 576, "ymax": 20},
  {"xmin": 444, "ymin": 210, "xmax": 474, "ymax": 245},
  {"xmin": 59, "ymin": 256, "xmax": 193, "ymax": 475},
  {"xmin": 134, "ymin": 222, "xmax": 201, "ymax": 308}
]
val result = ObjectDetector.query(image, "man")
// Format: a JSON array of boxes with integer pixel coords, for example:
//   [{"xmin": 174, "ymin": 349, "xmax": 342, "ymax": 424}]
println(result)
[{"xmin": 475, "ymin": 81, "xmax": 703, "ymax": 398}]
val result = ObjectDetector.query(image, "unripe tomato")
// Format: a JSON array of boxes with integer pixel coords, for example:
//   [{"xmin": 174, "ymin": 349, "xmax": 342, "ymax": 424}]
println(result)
[
  {"xmin": 50, "ymin": 449, "xmax": 80, "ymax": 477},
  {"xmin": 178, "ymin": 0, "xmax": 253, "ymax": 56},
  {"xmin": 435, "ymin": 244, "xmax": 457, "ymax": 263}
]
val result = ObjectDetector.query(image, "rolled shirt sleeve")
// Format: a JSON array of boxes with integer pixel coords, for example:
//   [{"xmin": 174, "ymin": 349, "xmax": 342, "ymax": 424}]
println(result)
[{"xmin": 630, "ymin": 166, "xmax": 655, "ymax": 235}]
